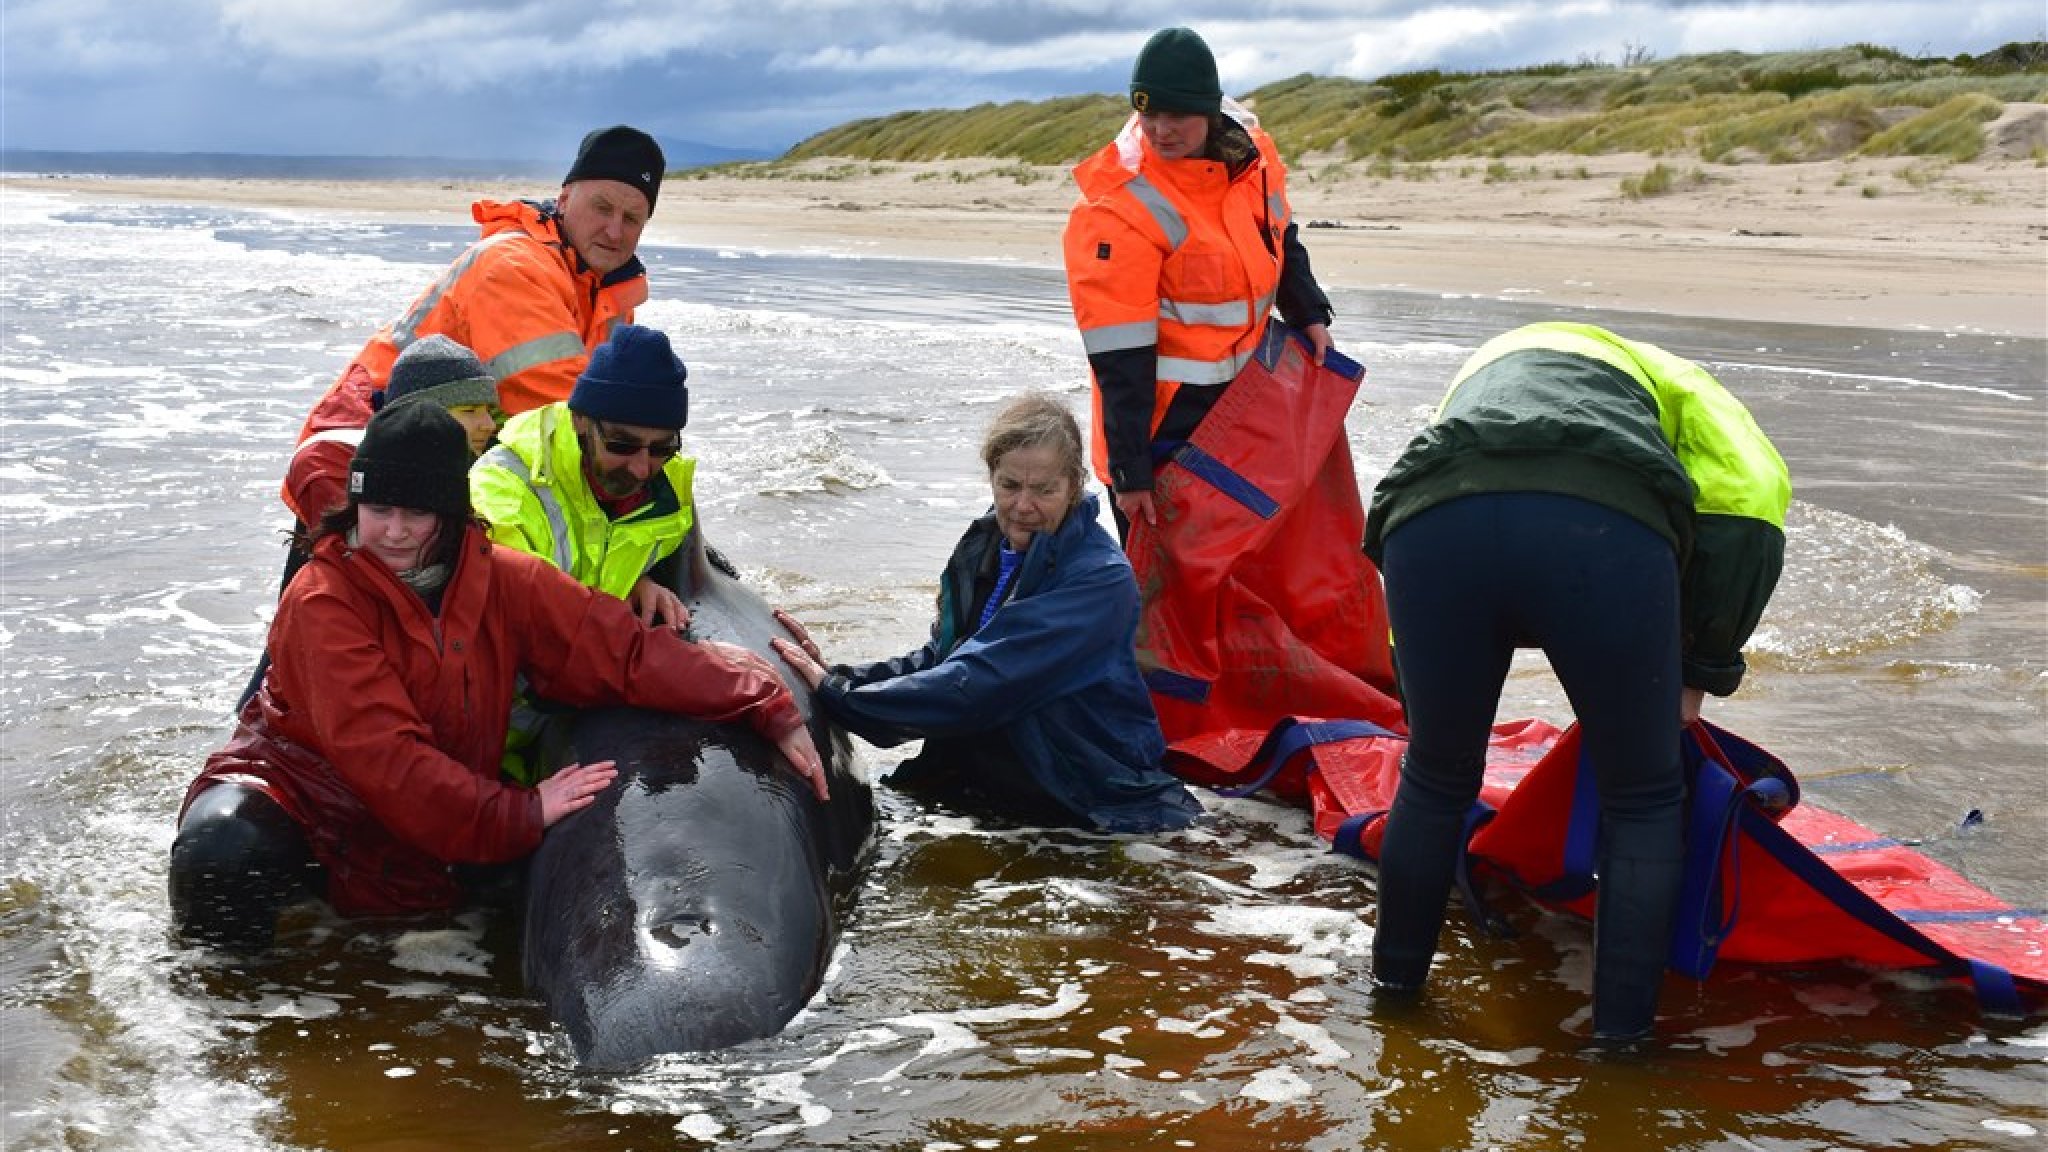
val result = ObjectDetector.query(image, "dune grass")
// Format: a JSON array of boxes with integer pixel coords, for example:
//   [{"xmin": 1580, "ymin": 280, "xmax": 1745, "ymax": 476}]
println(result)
[
  {"xmin": 755, "ymin": 41, "xmax": 2044, "ymax": 171},
  {"xmin": 1860, "ymin": 93, "xmax": 2006, "ymax": 161}
]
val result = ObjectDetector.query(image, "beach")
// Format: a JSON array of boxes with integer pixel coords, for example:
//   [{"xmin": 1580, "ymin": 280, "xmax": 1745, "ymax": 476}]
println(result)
[
  {"xmin": 4, "ymin": 157, "xmax": 2046, "ymax": 1152},
  {"xmin": 11, "ymin": 147, "xmax": 2046, "ymax": 338}
]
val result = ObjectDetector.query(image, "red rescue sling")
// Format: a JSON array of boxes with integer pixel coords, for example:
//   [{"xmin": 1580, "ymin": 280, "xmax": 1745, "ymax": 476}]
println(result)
[
  {"xmin": 1126, "ymin": 324, "xmax": 1404, "ymax": 749},
  {"xmin": 1212, "ymin": 717, "xmax": 2046, "ymax": 1013}
]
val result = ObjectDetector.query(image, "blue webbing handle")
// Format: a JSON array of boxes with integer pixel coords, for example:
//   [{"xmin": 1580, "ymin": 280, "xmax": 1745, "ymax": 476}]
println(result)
[
  {"xmin": 1255, "ymin": 321, "xmax": 1365, "ymax": 384},
  {"xmin": 1967, "ymin": 959, "xmax": 2026, "ymax": 1018},
  {"xmin": 1143, "ymin": 667, "xmax": 1210, "ymax": 704},
  {"xmin": 1332, "ymin": 810, "xmax": 1385, "ymax": 860},
  {"xmin": 1321, "ymin": 344, "xmax": 1365, "ymax": 383},
  {"xmin": 1731, "ymin": 802, "xmax": 2034, "ymax": 1016},
  {"xmin": 1671, "ymin": 753, "xmax": 1744, "ymax": 979},
  {"xmin": 1170, "ymin": 443, "xmax": 1280, "ymax": 519},
  {"xmin": 1454, "ymin": 803, "xmax": 1514, "ymax": 937},
  {"xmin": 1213, "ymin": 718, "xmax": 1394, "ymax": 798}
]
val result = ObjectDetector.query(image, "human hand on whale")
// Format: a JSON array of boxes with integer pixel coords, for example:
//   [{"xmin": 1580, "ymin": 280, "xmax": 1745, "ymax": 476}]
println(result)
[
  {"xmin": 769, "ymin": 608, "xmax": 826, "ymax": 692},
  {"xmin": 765, "ymin": 614, "xmax": 840, "ymax": 803},
  {"xmin": 537, "ymin": 759, "xmax": 619, "ymax": 826},
  {"xmin": 628, "ymin": 575, "xmax": 690, "ymax": 630},
  {"xmin": 701, "ymin": 636, "xmax": 831, "ymax": 802}
]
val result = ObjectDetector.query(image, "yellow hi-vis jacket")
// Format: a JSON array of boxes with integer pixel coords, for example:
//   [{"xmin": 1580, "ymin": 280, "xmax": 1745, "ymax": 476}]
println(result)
[
  {"xmin": 469, "ymin": 403, "xmax": 696, "ymax": 782},
  {"xmin": 469, "ymin": 403, "xmax": 695, "ymax": 602}
]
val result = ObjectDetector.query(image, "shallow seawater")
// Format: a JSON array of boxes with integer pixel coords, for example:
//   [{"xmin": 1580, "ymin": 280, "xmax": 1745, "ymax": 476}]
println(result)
[{"xmin": 1, "ymin": 187, "xmax": 2043, "ymax": 1150}]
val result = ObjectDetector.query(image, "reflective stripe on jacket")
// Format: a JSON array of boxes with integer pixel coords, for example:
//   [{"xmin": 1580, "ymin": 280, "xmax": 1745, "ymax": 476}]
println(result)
[
  {"xmin": 1065, "ymin": 111, "xmax": 1292, "ymax": 485},
  {"xmin": 292, "ymin": 198, "xmax": 647, "ymax": 447},
  {"xmin": 468, "ymin": 403, "xmax": 696, "ymax": 602}
]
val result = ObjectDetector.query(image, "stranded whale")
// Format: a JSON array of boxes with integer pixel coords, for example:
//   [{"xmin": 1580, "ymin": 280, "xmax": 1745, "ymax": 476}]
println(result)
[{"xmin": 521, "ymin": 529, "xmax": 875, "ymax": 1067}]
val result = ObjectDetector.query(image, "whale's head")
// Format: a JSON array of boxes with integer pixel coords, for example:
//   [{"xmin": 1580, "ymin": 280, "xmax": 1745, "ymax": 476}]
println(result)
[{"xmin": 523, "ymin": 711, "xmax": 842, "ymax": 1067}]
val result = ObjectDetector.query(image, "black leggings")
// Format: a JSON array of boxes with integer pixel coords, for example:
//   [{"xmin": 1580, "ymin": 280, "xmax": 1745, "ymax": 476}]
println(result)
[
  {"xmin": 1372, "ymin": 491, "xmax": 1685, "ymax": 1037},
  {"xmin": 168, "ymin": 782, "xmax": 323, "ymax": 953}
]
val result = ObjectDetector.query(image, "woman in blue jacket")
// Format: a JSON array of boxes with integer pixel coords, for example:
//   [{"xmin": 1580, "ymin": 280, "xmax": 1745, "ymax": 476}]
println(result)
[{"xmin": 773, "ymin": 393, "xmax": 1202, "ymax": 833}]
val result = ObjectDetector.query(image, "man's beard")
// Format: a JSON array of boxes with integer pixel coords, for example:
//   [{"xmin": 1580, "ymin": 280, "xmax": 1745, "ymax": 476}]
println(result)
[{"xmin": 594, "ymin": 466, "xmax": 644, "ymax": 499}]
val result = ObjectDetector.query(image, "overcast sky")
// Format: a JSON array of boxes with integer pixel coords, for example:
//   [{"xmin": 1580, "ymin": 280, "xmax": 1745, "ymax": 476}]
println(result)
[{"xmin": 4, "ymin": 1, "xmax": 2041, "ymax": 163}]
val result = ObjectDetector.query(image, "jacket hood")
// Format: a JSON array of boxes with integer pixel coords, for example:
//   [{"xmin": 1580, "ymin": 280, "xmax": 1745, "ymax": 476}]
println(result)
[{"xmin": 1108, "ymin": 96, "xmax": 1260, "ymax": 175}]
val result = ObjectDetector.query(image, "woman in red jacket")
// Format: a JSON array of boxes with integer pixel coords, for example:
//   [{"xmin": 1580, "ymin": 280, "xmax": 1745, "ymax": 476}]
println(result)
[{"xmin": 170, "ymin": 402, "xmax": 825, "ymax": 951}]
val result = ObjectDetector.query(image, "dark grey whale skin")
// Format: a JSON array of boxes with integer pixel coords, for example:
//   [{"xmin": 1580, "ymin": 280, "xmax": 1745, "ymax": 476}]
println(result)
[{"xmin": 521, "ymin": 531, "xmax": 874, "ymax": 1068}]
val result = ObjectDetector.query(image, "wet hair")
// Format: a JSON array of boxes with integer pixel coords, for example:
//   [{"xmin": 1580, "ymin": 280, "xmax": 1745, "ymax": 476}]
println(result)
[{"xmin": 980, "ymin": 392, "xmax": 1087, "ymax": 504}]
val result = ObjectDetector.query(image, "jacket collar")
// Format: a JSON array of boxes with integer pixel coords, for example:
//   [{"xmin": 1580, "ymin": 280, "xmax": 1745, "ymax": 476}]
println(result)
[{"xmin": 478, "ymin": 197, "xmax": 647, "ymax": 290}]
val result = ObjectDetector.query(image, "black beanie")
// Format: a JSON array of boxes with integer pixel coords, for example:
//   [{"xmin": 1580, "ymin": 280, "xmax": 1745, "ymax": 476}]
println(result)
[
  {"xmin": 1129, "ymin": 27, "xmax": 1222, "ymax": 117},
  {"xmin": 569, "ymin": 324, "xmax": 689, "ymax": 430},
  {"xmin": 563, "ymin": 125, "xmax": 666, "ymax": 213},
  {"xmin": 377, "ymin": 335, "xmax": 499, "ymax": 413},
  {"xmin": 348, "ymin": 403, "xmax": 473, "ymax": 519}
]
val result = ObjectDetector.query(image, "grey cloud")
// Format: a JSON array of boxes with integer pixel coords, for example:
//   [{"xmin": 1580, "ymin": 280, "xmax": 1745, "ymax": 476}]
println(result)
[{"xmin": 4, "ymin": 1, "xmax": 2039, "ymax": 158}]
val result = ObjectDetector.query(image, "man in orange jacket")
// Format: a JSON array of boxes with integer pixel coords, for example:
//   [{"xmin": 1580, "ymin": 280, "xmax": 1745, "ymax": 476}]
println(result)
[{"xmin": 287, "ymin": 124, "xmax": 666, "ymax": 494}]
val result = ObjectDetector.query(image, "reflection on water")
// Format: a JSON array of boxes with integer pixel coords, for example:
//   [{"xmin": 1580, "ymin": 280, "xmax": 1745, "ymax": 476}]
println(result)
[{"xmin": 1, "ymin": 188, "xmax": 2043, "ymax": 1150}]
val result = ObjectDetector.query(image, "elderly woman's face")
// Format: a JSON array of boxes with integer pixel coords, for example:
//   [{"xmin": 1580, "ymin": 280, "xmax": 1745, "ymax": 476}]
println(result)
[{"xmin": 990, "ymin": 444, "xmax": 1076, "ymax": 552}]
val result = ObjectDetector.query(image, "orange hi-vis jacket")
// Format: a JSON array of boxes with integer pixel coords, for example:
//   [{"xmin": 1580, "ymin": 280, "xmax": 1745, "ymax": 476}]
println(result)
[
  {"xmin": 1065, "ymin": 112, "xmax": 1299, "ymax": 488},
  {"xmin": 291, "ymin": 198, "xmax": 647, "ymax": 446}
]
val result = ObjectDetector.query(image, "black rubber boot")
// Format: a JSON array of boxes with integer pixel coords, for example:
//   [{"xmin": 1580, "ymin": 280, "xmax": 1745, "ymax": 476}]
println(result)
[
  {"xmin": 1590, "ymin": 851, "xmax": 1685, "ymax": 1041},
  {"xmin": 168, "ymin": 783, "xmax": 318, "ymax": 954}
]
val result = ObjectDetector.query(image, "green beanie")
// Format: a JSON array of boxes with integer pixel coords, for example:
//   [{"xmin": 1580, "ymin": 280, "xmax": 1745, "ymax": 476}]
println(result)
[{"xmin": 1129, "ymin": 27, "xmax": 1222, "ymax": 116}]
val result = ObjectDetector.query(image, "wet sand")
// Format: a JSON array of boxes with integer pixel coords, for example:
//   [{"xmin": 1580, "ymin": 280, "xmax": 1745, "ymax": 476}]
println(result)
[{"xmin": 9, "ymin": 147, "xmax": 2044, "ymax": 338}]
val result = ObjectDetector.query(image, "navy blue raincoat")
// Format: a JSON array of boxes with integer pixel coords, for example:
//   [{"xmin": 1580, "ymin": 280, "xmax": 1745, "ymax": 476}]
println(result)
[{"xmin": 816, "ymin": 492, "xmax": 1202, "ymax": 833}]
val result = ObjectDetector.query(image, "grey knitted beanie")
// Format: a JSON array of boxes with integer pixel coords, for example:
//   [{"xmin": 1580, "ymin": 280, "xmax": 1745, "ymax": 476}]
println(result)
[{"xmin": 378, "ymin": 335, "xmax": 499, "ymax": 413}]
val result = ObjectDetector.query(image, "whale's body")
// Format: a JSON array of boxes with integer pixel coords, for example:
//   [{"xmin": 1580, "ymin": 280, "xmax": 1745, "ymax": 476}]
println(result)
[{"xmin": 521, "ymin": 534, "xmax": 873, "ymax": 1067}]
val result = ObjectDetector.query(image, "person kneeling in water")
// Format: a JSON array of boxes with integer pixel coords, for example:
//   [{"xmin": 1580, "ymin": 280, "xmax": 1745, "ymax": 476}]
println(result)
[
  {"xmin": 170, "ymin": 402, "xmax": 826, "ymax": 952},
  {"xmin": 773, "ymin": 392, "xmax": 1200, "ymax": 834}
]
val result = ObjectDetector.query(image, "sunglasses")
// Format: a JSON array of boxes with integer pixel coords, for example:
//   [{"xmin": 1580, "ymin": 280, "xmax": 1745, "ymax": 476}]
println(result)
[{"xmin": 594, "ymin": 423, "xmax": 682, "ymax": 461}]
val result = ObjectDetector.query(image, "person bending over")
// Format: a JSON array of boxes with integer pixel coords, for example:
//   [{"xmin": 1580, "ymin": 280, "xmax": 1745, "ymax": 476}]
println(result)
[{"xmin": 1364, "ymin": 321, "xmax": 1790, "ymax": 1042}]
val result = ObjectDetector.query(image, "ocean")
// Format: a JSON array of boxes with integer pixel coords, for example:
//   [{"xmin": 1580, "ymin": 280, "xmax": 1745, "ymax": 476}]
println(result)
[{"xmin": 1, "ymin": 182, "xmax": 2043, "ymax": 1151}]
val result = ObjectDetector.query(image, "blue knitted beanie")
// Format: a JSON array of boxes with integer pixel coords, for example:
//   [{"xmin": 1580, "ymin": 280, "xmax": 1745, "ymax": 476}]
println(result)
[{"xmin": 568, "ymin": 324, "xmax": 689, "ymax": 430}]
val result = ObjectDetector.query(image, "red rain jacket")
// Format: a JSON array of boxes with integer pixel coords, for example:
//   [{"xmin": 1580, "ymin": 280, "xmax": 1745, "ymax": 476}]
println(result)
[{"xmin": 185, "ymin": 523, "xmax": 798, "ymax": 915}]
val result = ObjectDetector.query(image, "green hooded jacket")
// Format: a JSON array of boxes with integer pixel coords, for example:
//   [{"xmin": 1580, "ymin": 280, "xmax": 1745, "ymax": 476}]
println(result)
[{"xmin": 1365, "ymin": 321, "xmax": 1791, "ymax": 695}]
